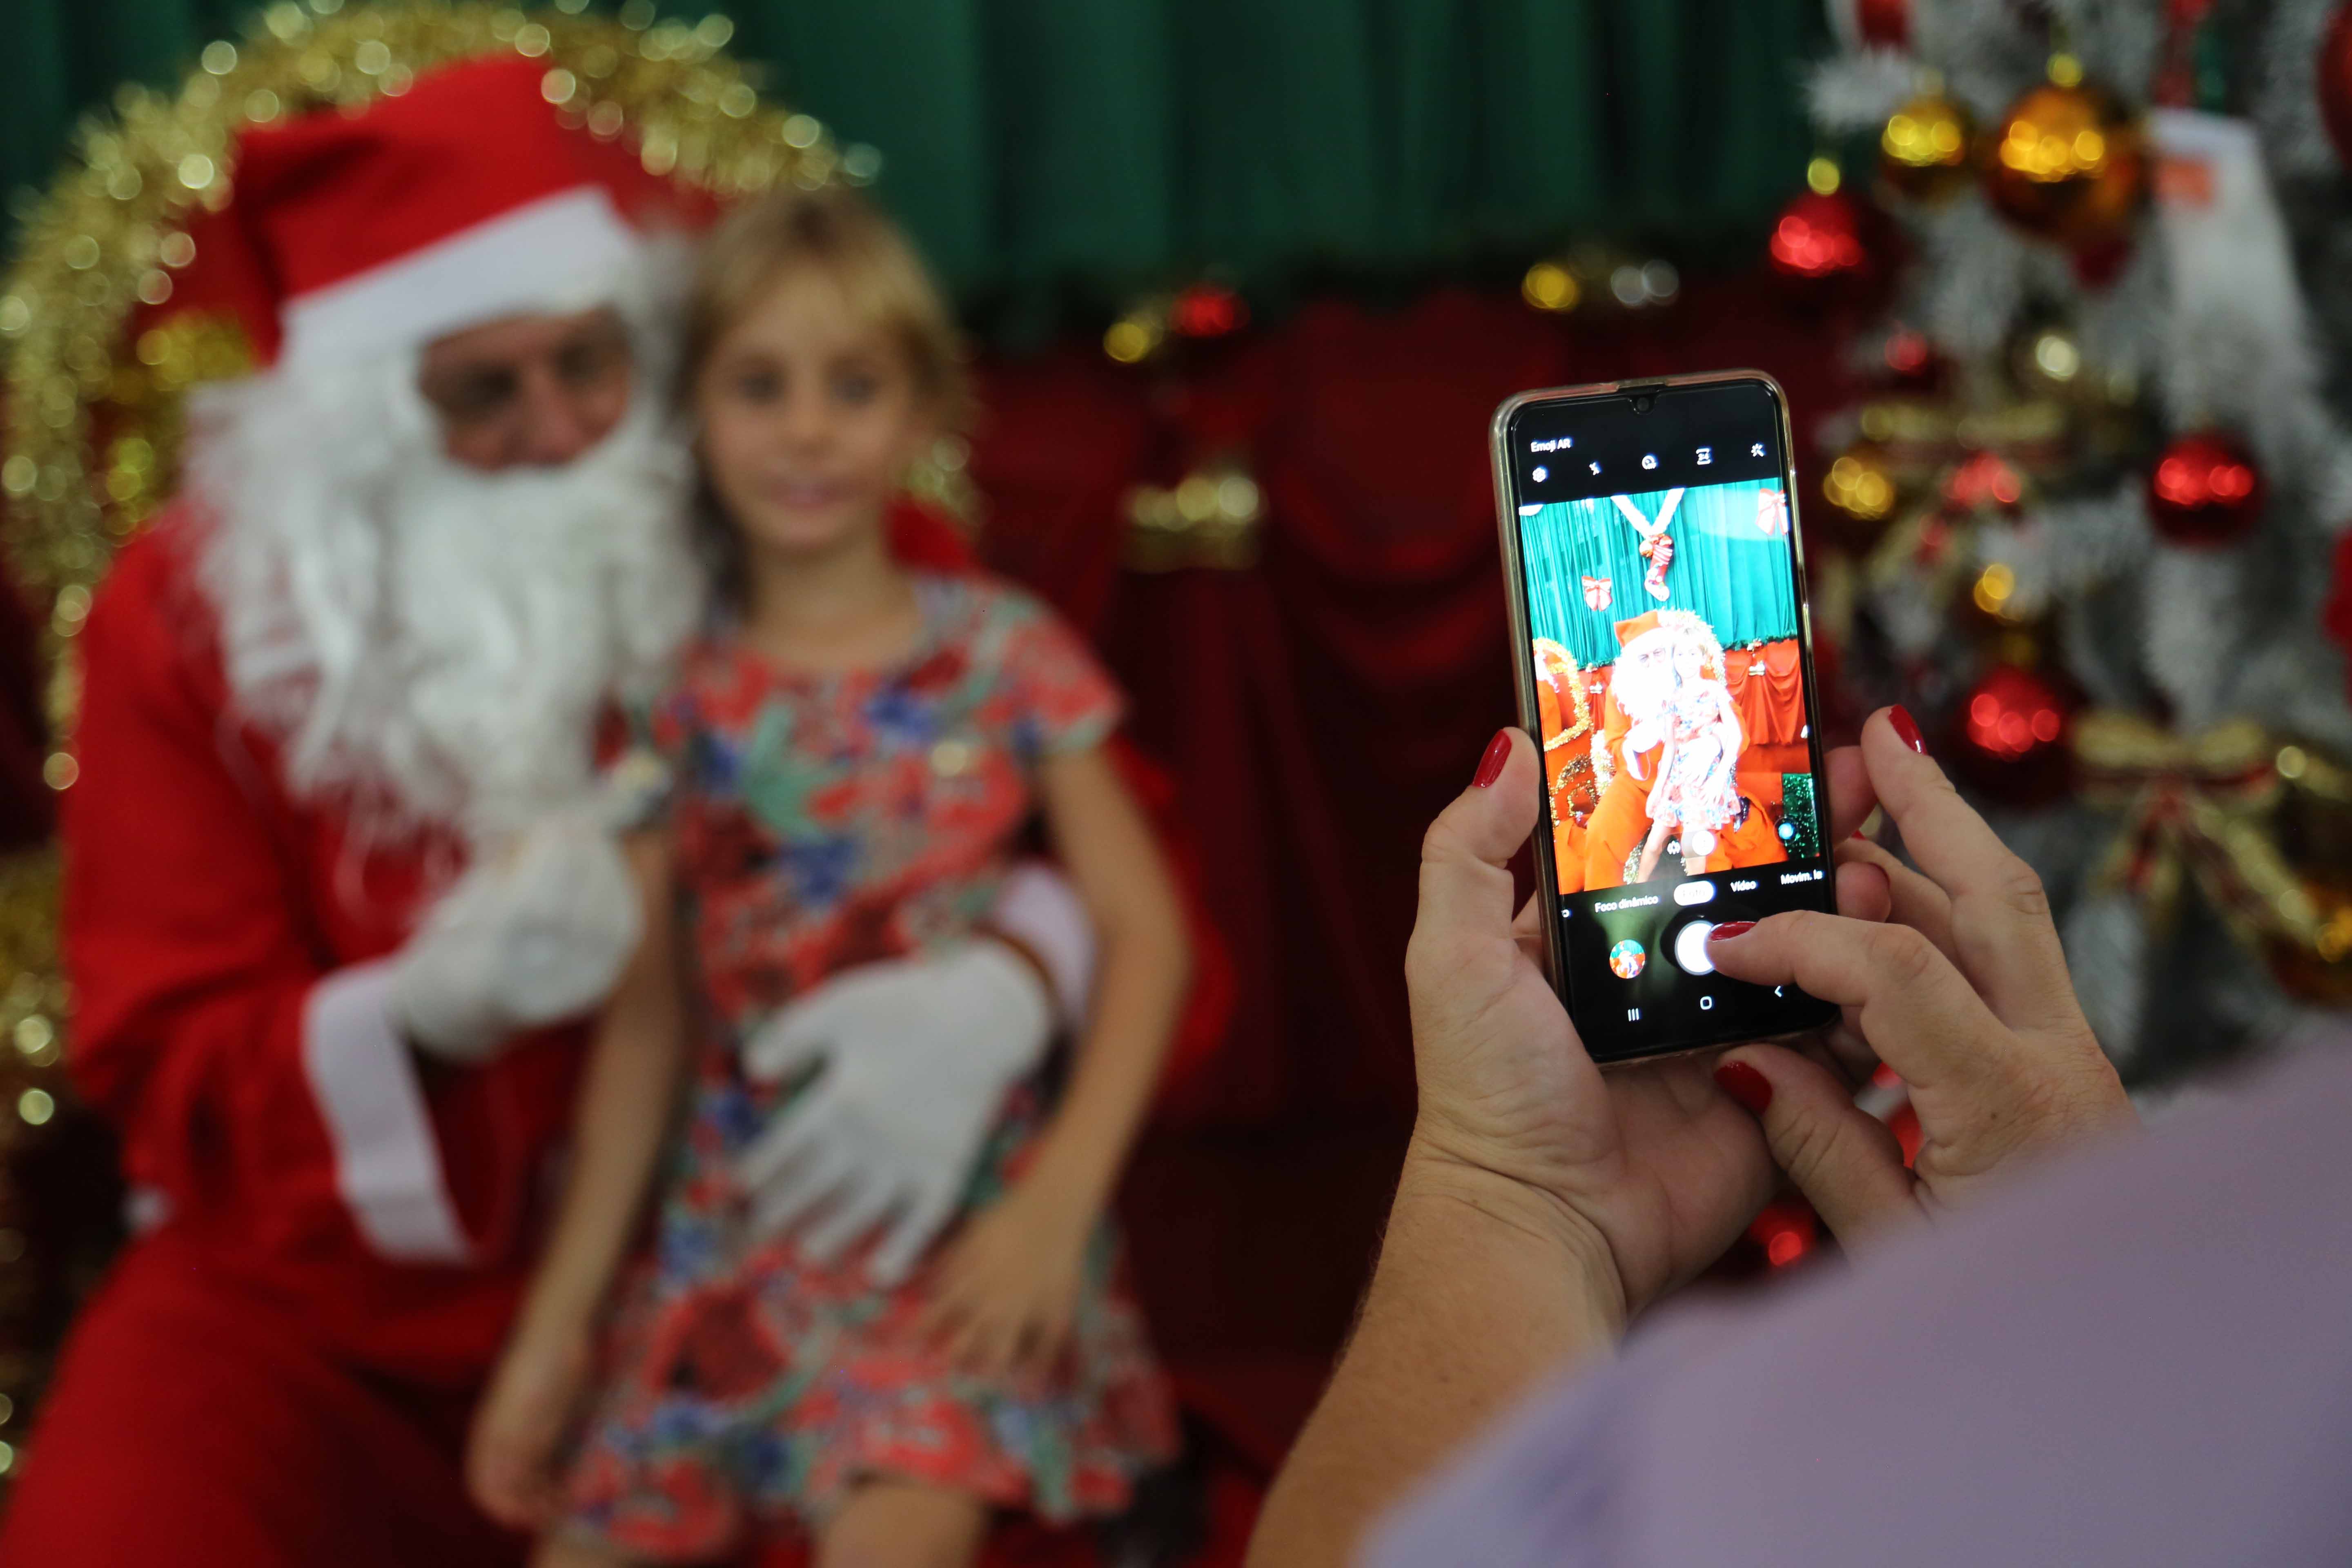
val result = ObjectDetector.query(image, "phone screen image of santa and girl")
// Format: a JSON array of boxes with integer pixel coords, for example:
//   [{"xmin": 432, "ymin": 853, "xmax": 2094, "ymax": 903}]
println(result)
[{"xmin": 1519, "ymin": 476, "xmax": 1823, "ymax": 895}]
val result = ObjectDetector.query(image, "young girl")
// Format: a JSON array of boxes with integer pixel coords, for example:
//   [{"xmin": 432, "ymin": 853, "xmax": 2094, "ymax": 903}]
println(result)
[
  {"xmin": 1618, "ymin": 615, "xmax": 1746, "ymax": 883},
  {"xmin": 465, "ymin": 187, "xmax": 1188, "ymax": 1565}
]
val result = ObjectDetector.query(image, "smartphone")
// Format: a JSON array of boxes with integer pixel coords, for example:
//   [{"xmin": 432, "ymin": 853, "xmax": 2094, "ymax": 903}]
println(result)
[{"xmin": 1490, "ymin": 372, "xmax": 1839, "ymax": 1065}]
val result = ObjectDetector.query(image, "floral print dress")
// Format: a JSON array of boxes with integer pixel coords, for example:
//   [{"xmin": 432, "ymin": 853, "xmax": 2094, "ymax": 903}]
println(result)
[{"xmin": 561, "ymin": 574, "xmax": 1178, "ymax": 1559}]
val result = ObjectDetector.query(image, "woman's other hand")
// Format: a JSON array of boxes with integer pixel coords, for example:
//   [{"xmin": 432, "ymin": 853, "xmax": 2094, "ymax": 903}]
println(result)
[{"xmin": 1704, "ymin": 707, "xmax": 2134, "ymax": 1245}]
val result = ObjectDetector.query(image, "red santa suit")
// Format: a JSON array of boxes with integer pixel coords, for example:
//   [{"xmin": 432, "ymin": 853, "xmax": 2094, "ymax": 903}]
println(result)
[
  {"xmin": 0, "ymin": 60, "xmax": 1157, "ymax": 1568},
  {"xmin": 3, "ymin": 517, "xmax": 570, "ymax": 1564}
]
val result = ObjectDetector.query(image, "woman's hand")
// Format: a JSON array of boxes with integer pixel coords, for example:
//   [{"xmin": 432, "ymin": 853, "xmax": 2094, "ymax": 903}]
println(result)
[
  {"xmin": 920, "ymin": 1179, "xmax": 1092, "ymax": 1390},
  {"xmin": 1403, "ymin": 728, "xmax": 1883, "ymax": 1323},
  {"xmin": 463, "ymin": 1319, "xmax": 593, "ymax": 1531},
  {"xmin": 1704, "ymin": 707, "xmax": 2135, "ymax": 1245}
]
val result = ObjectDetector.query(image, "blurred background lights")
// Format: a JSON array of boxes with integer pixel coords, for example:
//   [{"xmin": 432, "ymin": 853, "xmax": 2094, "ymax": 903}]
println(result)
[
  {"xmin": 2032, "ymin": 329, "xmax": 2081, "ymax": 382},
  {"xmin": 1521, "ymin": 260, "xmax": 1578, "ymax": 312}
]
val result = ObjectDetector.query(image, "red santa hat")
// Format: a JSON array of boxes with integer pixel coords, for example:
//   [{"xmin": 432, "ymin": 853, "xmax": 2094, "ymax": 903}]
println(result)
[
  {"xmin": 1612, "ymin": 610, "xmax": 1663, "ymax": 647},
  {"xmin": 216, "ymin": 55, "xmax": 696, "ymax": 370}
]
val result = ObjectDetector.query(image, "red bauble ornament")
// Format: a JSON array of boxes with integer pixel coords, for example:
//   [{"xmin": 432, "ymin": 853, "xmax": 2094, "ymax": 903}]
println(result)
[
  {"xmin": 1951, "ymin": 664, "xmax": 2073, "ymax": 805},
  {"xmin": 1847, "ymin": 0, "xmax": 1909, "ymax": 47},
  {"xmin": 1768, "ymin": 190, "xmax": 1873, "ymax": 287},
  {"xmin": 2323, "ymin": 530, "xmax": 2352, "ymax": 699},
  {"xmin": 1882, "ymin": 326, "xmax": 1938, "ymax": 384},
  {"xmin": 2147, "ymin": 431, "xmax": 2265, "ymax": 547},
  {"xmin": 2321, "ymin": 4, "xmax": 2352, "ymax": 170},
  {"xmin": 1944, "ymin": 450, "xmax": 2026, "ymax": 512}
]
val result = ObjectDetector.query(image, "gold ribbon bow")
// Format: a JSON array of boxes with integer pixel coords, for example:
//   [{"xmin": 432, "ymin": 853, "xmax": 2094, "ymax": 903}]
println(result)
[{"xmin": 2070, "ymin": 711, "xmax": 2323, "ymax": 951}]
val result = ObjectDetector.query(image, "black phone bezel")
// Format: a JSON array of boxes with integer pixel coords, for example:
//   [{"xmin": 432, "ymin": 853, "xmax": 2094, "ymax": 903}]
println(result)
[{"xmin": 1489, "ymin": 371, "xmax": 1840, "ymax": 1066}]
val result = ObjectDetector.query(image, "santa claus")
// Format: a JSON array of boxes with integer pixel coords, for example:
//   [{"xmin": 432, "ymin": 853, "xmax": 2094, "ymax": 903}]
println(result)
[{"xmin": 0, "ymin": 57, "xmax": 1102, "ymax": 1566}]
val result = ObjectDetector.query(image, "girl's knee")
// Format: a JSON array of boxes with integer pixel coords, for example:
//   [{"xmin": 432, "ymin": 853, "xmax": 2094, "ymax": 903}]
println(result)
[
  {"xmin": 816, "ymin": 1479, "xmax": 991, "ymax": 1568},
  {"xmin": 530, "ymin": 1530, "xmax": 641, "ymax": 1568}
]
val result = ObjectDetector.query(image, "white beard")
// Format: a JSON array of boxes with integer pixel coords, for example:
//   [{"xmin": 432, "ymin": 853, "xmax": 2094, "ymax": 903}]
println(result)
[
  {"xmin": 187, "ymin": 338, "xmax": 704, "ymax": 848},
  {"xmin": 1613, "ymin": 640, "xmax": 1677, "ymax": 736}
]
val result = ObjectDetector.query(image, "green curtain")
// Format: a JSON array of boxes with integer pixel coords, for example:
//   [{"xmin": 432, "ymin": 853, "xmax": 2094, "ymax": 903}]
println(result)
[
  {"xmin": 2, "ymin": 0, "xmax": 1826, "ymax": 303},
  {"xmin": 1522, "ymin": 480, "xmax": 1797, "ymax": 667}
]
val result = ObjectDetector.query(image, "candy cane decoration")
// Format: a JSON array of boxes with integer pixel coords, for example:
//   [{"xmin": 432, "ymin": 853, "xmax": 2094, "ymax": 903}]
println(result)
[{"xmin": 1613, "ymin": 488, "xmax": 1685, "ymax": 602}]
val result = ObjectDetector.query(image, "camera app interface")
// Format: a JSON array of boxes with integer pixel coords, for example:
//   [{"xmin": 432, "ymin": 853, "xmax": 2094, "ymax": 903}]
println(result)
[
  {"xmin": 1524, "ymin": 475, "xmax": 1819, "ymax": 892},
  {"xmin": 1509, "ymin": 383, "xmax": 1834, "ymax": 1055}
]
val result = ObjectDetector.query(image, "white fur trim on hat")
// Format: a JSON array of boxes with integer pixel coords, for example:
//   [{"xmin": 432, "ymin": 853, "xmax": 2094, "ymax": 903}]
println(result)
[{"xmin": 278, "ymin": 185, "xmax": 642, "ymax": 370}]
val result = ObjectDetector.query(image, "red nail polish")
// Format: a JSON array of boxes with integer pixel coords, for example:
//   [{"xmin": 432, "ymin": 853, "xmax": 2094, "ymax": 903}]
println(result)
[
  {"xmin": 1887, "ymin": 705, "xmax": 1927, "ymax": 755},
  {"xmin": 1714, "ymin": 1060, "xmax": 1773, "ymax": 1116},
  {"xmin": 1472, "ymin": 729, "xmax": 1512, "ymax": 788},
  {"xmin": 1707, "ymin": 920, "xmax": 1756, "ymax": 942}
]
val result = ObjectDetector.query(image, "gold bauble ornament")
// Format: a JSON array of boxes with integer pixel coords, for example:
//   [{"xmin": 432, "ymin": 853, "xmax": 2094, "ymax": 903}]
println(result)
[
  {"xmin": 1983, "ymin": 80, "xmax": 2146, "ymax": 247},
  {"xmin": 1878, "ymin": 93, "xmax": 1973, "ymax": 202},
  {"xmin": 1820, "ymin": 445, "xmax": 1898, "ymax": 538},
  {"xmin": 2268, "ymin": 878, "xmax": 2352, "ymax": 1004}
]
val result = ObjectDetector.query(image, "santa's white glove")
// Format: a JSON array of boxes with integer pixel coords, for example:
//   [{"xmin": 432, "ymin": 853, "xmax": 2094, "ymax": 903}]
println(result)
[
  {"xmin": 391, "ymin": 810, "xmax": 643, "ymax": 1063},
  {"xmin": 733, "ymin": 941, "xmax": 1056, "ymax": 1283}
]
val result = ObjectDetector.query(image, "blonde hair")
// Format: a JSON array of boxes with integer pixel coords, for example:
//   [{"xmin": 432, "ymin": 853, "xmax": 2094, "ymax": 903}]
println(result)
[{"xmin": 682, "ymin": 183, "xmax": 972, "ymax": 429}]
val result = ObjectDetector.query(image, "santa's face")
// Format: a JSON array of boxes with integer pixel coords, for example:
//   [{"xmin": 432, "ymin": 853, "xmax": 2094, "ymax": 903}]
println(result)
[
  {"xmin": 417, "ymin": 307, "xmax": 636, "ymax": 471},
  {"xmin": 1613, "ymin": 636, "xmax": 1676, "ymax": 724},
  {"xmin": 191, "ymin": 293, "xmax": 704, "ymax": 847},
  {"xmin": 692, "ymin": 270, "xmax": 937, "ymax": 564}
]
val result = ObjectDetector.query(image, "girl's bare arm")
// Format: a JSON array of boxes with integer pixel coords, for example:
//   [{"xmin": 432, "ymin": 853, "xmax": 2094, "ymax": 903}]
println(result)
[
  {"xmin": 510, "ymin": 829, "xmax": 686, "ymax": 1343},
  {"xmin": 1020, "ymin": 745, "xmax": 1192, "ymax": 1221}
]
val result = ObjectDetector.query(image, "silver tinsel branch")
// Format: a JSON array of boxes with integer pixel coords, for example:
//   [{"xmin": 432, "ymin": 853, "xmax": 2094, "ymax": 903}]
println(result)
[{"xmin": 2256, "ymin": 0, "xmax": 2339, "ymax": 178}]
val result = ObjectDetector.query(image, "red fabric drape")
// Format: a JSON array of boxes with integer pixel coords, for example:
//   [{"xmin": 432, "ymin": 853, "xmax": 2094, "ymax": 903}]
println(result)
[
  {"xmin": 966, "ymin": 280, "xmax": 1861, "ymax": 1472},
  {"xmin": 1724, "ymin": 637, "xmax": 1808, "ymax": 748}
]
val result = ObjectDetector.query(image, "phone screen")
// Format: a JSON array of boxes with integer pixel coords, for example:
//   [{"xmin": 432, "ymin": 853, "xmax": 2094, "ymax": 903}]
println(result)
[{"xmin": 1497, "ymin": 376, "xmax": 1838, "ymax": 1062}]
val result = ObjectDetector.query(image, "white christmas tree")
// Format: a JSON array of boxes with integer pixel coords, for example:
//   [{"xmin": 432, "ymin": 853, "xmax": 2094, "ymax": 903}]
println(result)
[{"xmin": 1804, "ymin": 0, "xmax": 2352, "ymax": 1080}]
